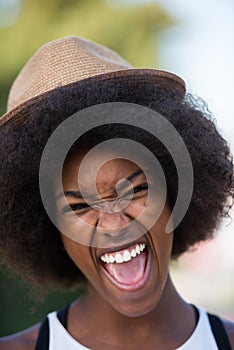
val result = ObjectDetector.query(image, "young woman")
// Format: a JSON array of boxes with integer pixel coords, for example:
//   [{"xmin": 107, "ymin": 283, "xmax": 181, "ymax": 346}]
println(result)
[{"xmin": 0, "ymin": 36, "xmax": 233, "ymax": 349}]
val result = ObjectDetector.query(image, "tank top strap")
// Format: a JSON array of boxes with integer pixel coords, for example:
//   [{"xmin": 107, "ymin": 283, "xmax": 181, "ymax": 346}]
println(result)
[
  {"xmin": 34, "ymin": 304, "xmax": 232, "ymax": 350},
  {"xmin": 208, "ymin": 313, "xmax": 232, "ymax": 350},
  {"xmin": 35, "ymin": 304, "xmax": 70, "ymax": 350},
  {"xmin": 57, "ymin": 304, "xmax": 70, "ymax": 329},
  {"xmin": 35, "ymin": 316, "xmax": 49, "ymax": 350}
]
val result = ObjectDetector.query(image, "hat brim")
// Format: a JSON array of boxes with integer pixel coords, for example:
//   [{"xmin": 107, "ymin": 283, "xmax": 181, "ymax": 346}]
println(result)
[{"xmin": 0, "ymin": 69, "xmax": 185, "ymax": 128}]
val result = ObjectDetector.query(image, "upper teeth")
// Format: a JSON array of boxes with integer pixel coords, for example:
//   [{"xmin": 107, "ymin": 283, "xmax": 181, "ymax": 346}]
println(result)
[{"xmin": 100, "ymin": 243, "xmax": 146, "ymax": 264}]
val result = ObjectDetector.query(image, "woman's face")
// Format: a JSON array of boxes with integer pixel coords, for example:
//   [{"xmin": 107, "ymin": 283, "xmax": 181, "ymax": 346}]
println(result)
[{"xmin": 55, "ymin": 149, "xmax": 173, "ymax": 317}]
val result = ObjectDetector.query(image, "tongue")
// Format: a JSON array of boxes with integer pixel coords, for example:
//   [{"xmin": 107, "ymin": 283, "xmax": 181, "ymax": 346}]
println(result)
[{"xmin": 104, "ymin": 251, "xmax": 147, "ymax": 285}]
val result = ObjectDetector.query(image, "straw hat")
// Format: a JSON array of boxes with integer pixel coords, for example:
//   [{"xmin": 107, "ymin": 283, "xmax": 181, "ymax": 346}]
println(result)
[{"xmin": 0, "ymin": 36, "xmax": 186, "ymax": 127}]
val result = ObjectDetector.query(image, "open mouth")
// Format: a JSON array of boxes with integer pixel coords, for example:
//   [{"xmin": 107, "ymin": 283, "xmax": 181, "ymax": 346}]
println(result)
[{"xmin": 99, "ymin": 243, "xmax": 151, "ymax": 291}]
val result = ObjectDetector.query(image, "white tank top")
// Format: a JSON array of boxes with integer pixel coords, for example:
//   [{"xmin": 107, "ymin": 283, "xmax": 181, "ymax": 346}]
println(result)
[{"xmin": 47, "ymin": 307, "xmax": 218, "ymax": 350}]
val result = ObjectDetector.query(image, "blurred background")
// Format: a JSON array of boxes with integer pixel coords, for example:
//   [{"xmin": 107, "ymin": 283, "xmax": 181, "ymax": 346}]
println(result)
[{"xmin": 0, "ymin": 0, "xmax": 233, "ymax": 336}]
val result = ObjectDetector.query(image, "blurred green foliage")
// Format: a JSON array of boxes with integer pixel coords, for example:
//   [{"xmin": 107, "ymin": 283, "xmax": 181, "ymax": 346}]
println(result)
[
  {"xmin": 0, "ymin": 0, "xmax": 174, "ymax": 336},
  {"xmin": 0, "ymin": 268, "xmax": 81, "ymax": 336}
]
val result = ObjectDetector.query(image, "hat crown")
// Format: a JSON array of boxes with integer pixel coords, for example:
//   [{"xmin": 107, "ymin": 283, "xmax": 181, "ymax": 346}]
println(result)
[{"xmin": 7, "ymin": 36, "xmax": 132, "ymax": 112}]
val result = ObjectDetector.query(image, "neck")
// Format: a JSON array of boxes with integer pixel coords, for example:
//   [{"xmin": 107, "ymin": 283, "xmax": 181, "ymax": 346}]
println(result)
[{"xmin": 69, "ymin": 274, "xmax": 197, "ymax": 349}]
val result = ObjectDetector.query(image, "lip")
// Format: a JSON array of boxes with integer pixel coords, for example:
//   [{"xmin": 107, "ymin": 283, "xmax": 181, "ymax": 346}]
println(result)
[{"xmin": 99, "ymin": 245, "xmax": 151, "ymax": 292}]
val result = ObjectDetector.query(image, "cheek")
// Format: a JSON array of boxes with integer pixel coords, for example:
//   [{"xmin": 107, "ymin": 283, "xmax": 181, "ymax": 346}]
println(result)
[
  {"xmin": 124, "ymin": 197, "xmax": 146, "ymax": 218},
  {"xmin": 151, "ymin": 212, "xmax": 173, "ymax": 282},
  {"xmin": 124, "ymin": 196, "xmax": 167, "ymax": 236},
  {"xmin": 154, "ymin": 230, "xmax": 173, "ymax": 267},
  {"xmin": 58, "ymin": 212, "xmax": 98, "ymax": 247}
]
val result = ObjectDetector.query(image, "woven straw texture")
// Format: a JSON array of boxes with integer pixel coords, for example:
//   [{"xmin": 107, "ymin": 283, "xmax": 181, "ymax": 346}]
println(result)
[{"xmin": 0, "ymin": 36, "xmax": 186, "ymax": 126}]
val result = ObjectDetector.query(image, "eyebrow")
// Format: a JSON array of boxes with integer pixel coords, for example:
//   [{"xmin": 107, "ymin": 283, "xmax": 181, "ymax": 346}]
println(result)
[
  {"xmin": 56, "ymin": 190, "xmax": 89, "ymax": 201},
  {"xmin": 55, "ymin": 169, "xmax": 145, "ymax": 201},
  {"xmin": 127, "ymin": 169, "xmax": 144, "ymax": 182},
  {"xmin": 116, "ymin": 169, "xmax": 144, "ymax": 192}
]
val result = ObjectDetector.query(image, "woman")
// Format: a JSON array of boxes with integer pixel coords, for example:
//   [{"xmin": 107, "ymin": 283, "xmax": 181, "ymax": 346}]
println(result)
[{"xmin": 0, "ymin": 36, "xmax": 233, "ymax": 349}]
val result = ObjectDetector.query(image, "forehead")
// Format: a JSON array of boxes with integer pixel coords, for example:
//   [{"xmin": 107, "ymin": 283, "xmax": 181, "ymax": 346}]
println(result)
[{"xmin": 61, "ymin": 149, "xmax": 145, "ymax": 190}]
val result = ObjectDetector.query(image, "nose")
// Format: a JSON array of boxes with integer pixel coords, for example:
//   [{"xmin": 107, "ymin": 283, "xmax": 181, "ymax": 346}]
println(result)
[
  {"xmin": 96, "ymin": 204, "xmax": 132, "ymax": 241},
  {"xmin": 97, "ymin": 208, "xmax": 131, "ymax": 229}
]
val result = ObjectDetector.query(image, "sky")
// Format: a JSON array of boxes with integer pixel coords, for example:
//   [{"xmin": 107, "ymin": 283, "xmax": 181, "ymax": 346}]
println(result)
[
  {"xmin": 109, "ymin": 0, "xmax": 234, "ymax": 147},
  {"xmin": 0, "ymin": 0, "xmax": 20, "ymax": 26},
  {"xmin": 159, "ymin": 0, "xmax": 234, "ymax": 150}
]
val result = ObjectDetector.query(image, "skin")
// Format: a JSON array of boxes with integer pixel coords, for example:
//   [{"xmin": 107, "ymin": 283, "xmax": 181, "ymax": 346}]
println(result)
[{"xmin": 1, "ymin": 150, "xmax": 234, "ymax": 349}]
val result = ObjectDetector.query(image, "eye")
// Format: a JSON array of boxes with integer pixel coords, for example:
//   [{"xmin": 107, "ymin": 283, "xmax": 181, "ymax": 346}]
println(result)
[
  {"xmin": 62, "ymin": 203, "xmax": 90, "ymax": 214},
  {"xmin": 133, "ymin": 183, "xmax": 148, "ymax": 194},
  {"xmin": 123, "ymin": 183, "xmax": 148, "ymax": 198}
]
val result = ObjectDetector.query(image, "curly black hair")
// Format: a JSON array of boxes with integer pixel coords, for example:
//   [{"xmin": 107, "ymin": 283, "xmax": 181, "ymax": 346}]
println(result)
[{"xmin": 0, "ymin": 76, "xmax": 233, "ymax": 292}]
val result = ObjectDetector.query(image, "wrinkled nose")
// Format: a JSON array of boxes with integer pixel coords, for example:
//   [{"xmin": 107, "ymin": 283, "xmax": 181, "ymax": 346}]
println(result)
[
  {"xmin": 97, "ymin": 209, "xmax": 131, "ymax": 230},
  {"xmin": 96, "ymin": 201, "xmax": 132, "ymax": 243}
]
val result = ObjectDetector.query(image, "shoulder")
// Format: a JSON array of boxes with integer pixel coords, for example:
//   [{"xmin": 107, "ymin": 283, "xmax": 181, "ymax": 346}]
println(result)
[
  {"xmin": 222, "ymin": 318, "xmax": 234, "ymax": 349},
  {"xmin": 0, "ymin": 323, "xmax": 40, "ymax": 350}
]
